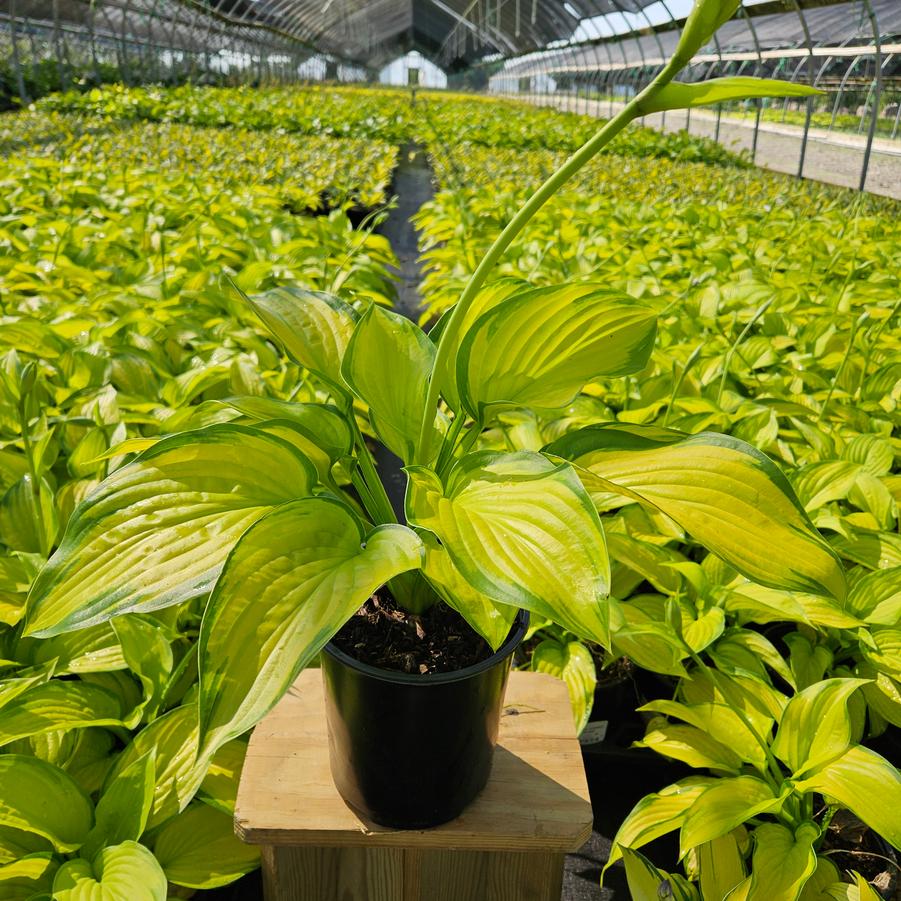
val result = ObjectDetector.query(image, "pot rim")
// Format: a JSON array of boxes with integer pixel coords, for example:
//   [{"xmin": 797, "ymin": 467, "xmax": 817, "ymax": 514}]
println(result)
[{"xmin": 322, "ymin": 608, "xmax": 529, "ymax": 685}]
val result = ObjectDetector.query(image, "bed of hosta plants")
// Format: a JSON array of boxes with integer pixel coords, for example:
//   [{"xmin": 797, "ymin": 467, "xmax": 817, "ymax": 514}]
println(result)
[
  {"xmin": 0, "ymin": 78, "xmax": 898, "ymax": 901},
  {"xmin": 0, "ymin": 110, "xmax": 397, "ymax": 212},
  {"xmin": 417, "ymin": 143, "xmax": 901, "ymax": 896},
  {"xmin": 0, "ymin": 109, "xmax": 399, "ymax": 898},
  {"xmin": 37, "ymin": 83, "xmax": 745, "ymax": 166},
  {"xmin": 727, "ymin": 105, "xmax": 901, "ymax": 140}
]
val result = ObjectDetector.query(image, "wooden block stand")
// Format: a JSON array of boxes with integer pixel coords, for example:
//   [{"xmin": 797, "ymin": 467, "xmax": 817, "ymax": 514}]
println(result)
[{"xmin": 235, "ymin": 670, "xmax": 594, "ymax": 901}]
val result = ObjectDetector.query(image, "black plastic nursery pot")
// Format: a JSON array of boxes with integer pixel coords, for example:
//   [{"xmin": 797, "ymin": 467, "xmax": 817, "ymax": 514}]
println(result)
[{"xmin": 321, "ymin": 609, "xmax": 530, "ymax": 829}]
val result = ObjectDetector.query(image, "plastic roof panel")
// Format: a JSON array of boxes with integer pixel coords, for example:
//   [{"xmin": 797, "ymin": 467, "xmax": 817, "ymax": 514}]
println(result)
[
  {"xmin": 498, "ymin": 0, "xmax": 900, "ymax": 75},
  {"xmin": 213, "ymin": 0, "xmax": 592, "ymax": 63},
  {"xmin": 2, "ymin": 0, "xmax": 899, "ymax": 72},
  {"xmin": 216, "ymin": 0, "xmax": 901, "ymax": 66}
]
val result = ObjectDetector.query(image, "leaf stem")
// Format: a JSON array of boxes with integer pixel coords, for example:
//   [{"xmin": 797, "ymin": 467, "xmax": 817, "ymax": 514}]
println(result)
[
  {"xmin": 414, "ymin": 58, "xmax": 684, "ymax": 465},
  {"xmin": 817, "ymin": 312, "xmax": 864, "ymax": 424},
  {"xmin": 435, "ymin": 412, "xmax": 466, "ymax": 476},
  {"xmin": 17, "ymin": 395, "xmax": 49, "ymax": 558},
  {"xmin": 348, "ymin": 415, "xmax": 397, "ymax": 525},
  {"xmin": 349, "ymin": 468, "xmax": 378, "ymax": 516},
  {"xmin": 715, "ymin": 297, "xmax": 773, "ymax": 408},
  {"xmin": 662, "ymin": 343, "xmax": 703, "ymax": 428}
]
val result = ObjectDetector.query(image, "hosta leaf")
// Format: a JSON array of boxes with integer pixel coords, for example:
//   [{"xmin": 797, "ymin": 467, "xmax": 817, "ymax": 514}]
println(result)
[
  {"xmin": 421, "ymin": 533, "xmax": 518, "ymax": 651},
  {"xmin": 831, "ymin": 531, "xmax": 901, "ymax": 570},
  {"xmin": 0, "ymin": 318, "xmax": 67, "ymax": 358},
  {"xmin": 52, "ymin": 840, "xmax": 166, "ymax": 901},
  {"xmin": 793, "ymin": 746, "xmax": 901, "ymax": 849},
  {"xmin": 799, "ymin": 857, "xmax": 841, "ymax": 901},
  {"xmin": 68, "ymin": 428, "xmax": 108, "ymax": 479},
  {"xmin": 683, "ymin": 607, "xmax": 726, "ymax": 653},
  {"xmin": 606, "ymin": 532, "xmax": 684, "ymax": 595},
  {"xmin": 637, "ymin": 718, "xmax": 743, "ymax": 773},
  {"xmin": 790, "ymin": 462, "xmax": 861, "ymax": 513},
  {"xmin": 26, "ymin": 622, "xmax": 126, "ymax": 674},
  {"xmin": 860, "ymin": 627, "xmax": 901, "ymax": 680},
  {"xmin": 711, "ymin": 630, "xmax": 796, "ymax": 688},
  {"xmin": 342, "ymin": 304, "xmax": 436, "ymax": 463},
  {"xmin": 0, "ymin": 475, "xmax": 58, "ymax": 555},
  {"xmin": 849, "ymin": 472, "xmax": 896, "ymax": 530},
  {"xmin": 606, "ymin": 778, "xmax": 713, "ymax": 869},
  {"xmin": 0, "ymin": 755, "xmax": 92, "ymax": 853},
  {"xmin": 199, "ymin": 497, "xmax": 423, "ymax": 754},
  {"xmin": 547, "ymin": 424, "xmax": 846, "ymax": 600},
  {"xmin": 612, "ymin": 619, "xmax": 688, "ymax": 676},
  {"xmin": 643, "ymin": 78, "xmax": 821, "ymax": 115},
  {"xmin": 247, "ymin": 287, "xmax": 358, "ymax": 392},
  {"xmin": 433, "ymin": 278, "xmax": 528, "ymax": 412},
  {"xmin": 253, "ymin": 420, "xmax": 340, "ymax": 486},
  {"xmin": 111, "ymin": 615, "xmax": 173, "ymax": 721},
  {"xmin": 55, "ymin": 729, "xmax": 115, "ymax": 796},
  {"xmin": 0, "ymin": 852, "xmax": 57, "ymax": 899},
  {"xmin": 104, "ymin": 705, "xmax": 202, "ymax": 830},
  {"xmin": 0, "ymin": 664, "xmax": 56, "ymax": 710},
  {"xmin": 407, "ymin": 451, "xmax": 612, "ymax": 646},
  {"xmin": 0, "ymin": 451, "xmax": 29, "ymax": 493},
  {"xmin": 786, "ymin": 633, "xmax": 834, "ymax": 691},
  {"xmin": 773, "ymin": 679, "xmax": 868, "ymax": 777},
  {"xmin": 683, "ymin": 666, "xmax": 786, "ymax": 726},
  {"xmin": 846, "ymin": 567, "xmax": 901, "ymax": 625},
  {"xmin": 80, "ymin": 751, "xmax": 155, "ymax": 861},
  {"xmin": 0, "ymin": 680, "xmax": 124, "ymax": 747},
  {"xmin": 825, "ymin": 872, "xmax": 885, "ymax": 901},
  {"xmin": 746, "ymin": 822, "xmax": 818, "ymax": 901},
  {"xmin": 152, "ymin": 803, "xmax": 259, "ymax": 889},
  {"xmin": 530, "ymin": 638, "xmax": 596, "ymax": 733},
  {"xmin": 857, "ymin": 664, "xmax": 901, "ymax": 728},
  {"xmin": 681, "ymin": 776, "xmax": 785, "ymax": 857},
  {"xmin": 198, "ymin": 739, "xmax": 246, "ymax": 815},
  {"xmin": 724, "ymin": 584, "xmax": 812, "ymax": 626},
  {"xmin": 0, "ymin": 826, "xmax": 51, "ymax": 867},
  {"xmin": 843, "ymin": 435, "xmax": 894, "ymax": 477},
  {"xmin": 621, "ymin": 847, "xmax": 699, "ymax": 901},
  {"xmin": 0, "ymin": 450, "xmax": 29, "ymax": 493},
  {"xmin": 457, "ymin": 285, "xmax": 656, "ymax": 420},
  {"xmin": 796, "ymin": 594, "xmax": 861, "ymax": 629},
  {"xmin": 24, "ymin": 425, "xmax": 315, "ymax": 637},
  {"xmin": 698, "ymin": 831, "xmax": 745, "ymax": 901},
  {"xmin": 220, "ymin": 398, "xmax": 352, "ymax": 462}
]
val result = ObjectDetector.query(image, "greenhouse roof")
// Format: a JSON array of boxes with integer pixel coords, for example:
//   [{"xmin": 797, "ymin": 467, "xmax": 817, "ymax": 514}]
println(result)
[
  {"xmin": 495, "ymin": 0, "xmax": 901, "ymax": 77},
  {"xmin": 225, "ymin": 0, "xmax": 901, "ymax": 67},
  {"xmin": 238, "ymin": 0, "xmax": 606, "ymax": 66},
  {"xmin": 4, "ymin": 0, "xmax": 899, "ymax": 70}
]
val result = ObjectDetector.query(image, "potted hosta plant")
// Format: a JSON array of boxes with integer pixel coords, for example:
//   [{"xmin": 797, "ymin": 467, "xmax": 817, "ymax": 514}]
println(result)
[{"xmin": 21, "ymin": 0, "xmax": 831, "ymax": 830}]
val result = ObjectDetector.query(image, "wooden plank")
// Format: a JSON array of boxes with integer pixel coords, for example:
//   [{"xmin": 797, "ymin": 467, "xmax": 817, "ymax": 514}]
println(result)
[
  {"xmin": 413, "ymin": 849, "xmax": 565, "ymax": 901},
  {"xmin": 259, "ymin": 847, "xmax": 564, "ymax": 901},
  {"xmin": 237, "ymin": 670, "xmax": 592, "ymax": 853},
  {"xmin": 260, "ymin": 846, "xmax": 404, "ymax": 901}
]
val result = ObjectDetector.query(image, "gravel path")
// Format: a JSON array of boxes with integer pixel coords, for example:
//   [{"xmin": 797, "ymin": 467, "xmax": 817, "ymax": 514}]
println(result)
[{"xmin": 523, "ymin": 95, "xmax": 901, "ymax": 200}]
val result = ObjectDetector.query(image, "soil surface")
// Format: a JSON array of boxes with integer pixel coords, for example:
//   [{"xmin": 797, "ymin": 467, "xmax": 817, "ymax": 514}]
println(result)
[
  {"xmin": 330, "ymin": 594, "xmax": 493, "ymax": 675},
  {"xmin": 823, "ymin": 811, "xmax": 900, "ymax": 898}
]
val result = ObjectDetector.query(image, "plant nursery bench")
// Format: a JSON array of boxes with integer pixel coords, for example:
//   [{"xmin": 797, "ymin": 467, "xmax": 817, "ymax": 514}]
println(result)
[{"xmin": 234, "ymin": 669, "xmax": 594, "ymax": 901}]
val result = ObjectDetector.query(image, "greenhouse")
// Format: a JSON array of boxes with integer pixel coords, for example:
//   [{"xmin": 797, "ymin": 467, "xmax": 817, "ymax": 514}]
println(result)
[{"xmin": 0, "ymin": 0, "xmax": 900, "ymax": 898}]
